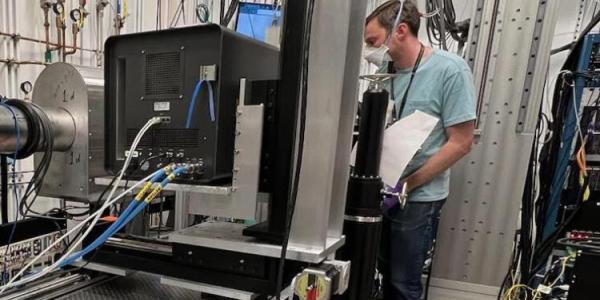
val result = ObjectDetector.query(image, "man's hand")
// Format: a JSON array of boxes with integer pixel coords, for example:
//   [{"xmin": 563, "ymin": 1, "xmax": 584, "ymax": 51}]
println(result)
[{"xmin": 405, "ymin": 120, "xmax": 475, "ymax": 192}]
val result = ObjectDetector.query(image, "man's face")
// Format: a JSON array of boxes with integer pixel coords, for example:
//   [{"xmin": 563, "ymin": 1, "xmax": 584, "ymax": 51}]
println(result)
[{"xmin": 364, "ymin": 18, "xmax": 389, "ymax": 48}]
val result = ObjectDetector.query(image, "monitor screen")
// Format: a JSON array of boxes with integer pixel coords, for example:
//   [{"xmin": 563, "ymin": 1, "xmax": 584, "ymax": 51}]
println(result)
[{"xmin": 235, "ymin": 2, "xmax": 281, "ymax": 42}]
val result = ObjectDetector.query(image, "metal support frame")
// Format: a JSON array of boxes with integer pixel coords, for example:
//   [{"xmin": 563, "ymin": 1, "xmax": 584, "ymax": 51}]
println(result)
[{"xmin": 92, "ymin": 0, "xmax": 360, "ymax": 296}]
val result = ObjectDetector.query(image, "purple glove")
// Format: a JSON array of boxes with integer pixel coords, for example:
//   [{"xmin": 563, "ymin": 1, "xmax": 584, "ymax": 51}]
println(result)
[{"xmin": 382, "ymin": 180, "xmax": 407, "ymax": 211}]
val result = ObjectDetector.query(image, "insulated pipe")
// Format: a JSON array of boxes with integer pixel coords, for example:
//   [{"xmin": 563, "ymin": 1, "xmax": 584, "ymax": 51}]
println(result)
[
  {"xmin": 0, "ymin": 103, "xmax": 76, "ymax": 156},
  {"xmin": 0, "ymin": 105, "xmax": 30, "ymax": 153}
]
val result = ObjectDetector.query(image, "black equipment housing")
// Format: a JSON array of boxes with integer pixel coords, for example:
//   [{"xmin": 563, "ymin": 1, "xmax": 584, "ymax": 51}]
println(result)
[{"xmin": 104, "ymin": 24, "xmax": 279, "ymax": 184}]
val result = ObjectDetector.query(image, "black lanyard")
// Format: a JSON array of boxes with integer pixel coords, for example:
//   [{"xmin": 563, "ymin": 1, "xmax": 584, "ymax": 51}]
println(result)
[{"xmin": 391, "ymin": 43, "xmax": 425, "ymax": 120}]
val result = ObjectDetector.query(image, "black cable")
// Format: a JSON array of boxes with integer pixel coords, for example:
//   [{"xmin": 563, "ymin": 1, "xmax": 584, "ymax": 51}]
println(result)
[
  {"xmin": 425, "ymin": 0, "xmax": 468, "ymax": 50},
  {"xmin": 220, "ymin": 0, "xmax": 226, "ymax": 24},
  {"xmin": 1, "ymin": 155, "xmax": 8, "ymax": 224},
  {"xmin": 274, "ymin": 0, "xmax": 315, "ymax": 298},
  {"xmin": 96, "ymin": 175, "xmax": 118, "ymax": 209},
  {"xmin": 19, "ymin": 103, "xmax": 57, "ymax": 220},
  {"xmin": 221, "ymin": 0, "xmax": 239, "ymax": 26},
  {"xmin": 551, "ymin": 42, "xmax": 575, "ymax": 55},
  {"xmin": 168, "ymin": 0, "xmax": 185, "ymax": 28}
]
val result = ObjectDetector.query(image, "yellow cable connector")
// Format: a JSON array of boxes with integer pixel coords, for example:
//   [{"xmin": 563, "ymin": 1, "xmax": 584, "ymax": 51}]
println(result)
[
  {"xmin": 166, "ymin": 173, "xmax": 177, "ymax": 181},
  {"xmin": 144, "ymin": 186, "xmax": 163, "ymax": 203},
  {"xmin": 134, "ymin": 182, "xmax": 153, "ymax": 201}
]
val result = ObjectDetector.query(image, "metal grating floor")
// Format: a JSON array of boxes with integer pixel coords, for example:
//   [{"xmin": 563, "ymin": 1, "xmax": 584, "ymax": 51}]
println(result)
[{"xmin": 57, "ymin": 273, "xmax": 205, "ymax": 300}]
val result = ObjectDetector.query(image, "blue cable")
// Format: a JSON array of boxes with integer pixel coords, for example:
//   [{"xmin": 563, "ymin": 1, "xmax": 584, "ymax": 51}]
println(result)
[
  {"xmin": 185, "ymin": 80, "xmax": 216, "ymax": 128},
  {"xmin": 0, "ymin": 102, "xmax": 20, "ymax": 284},
  {"xmin": 61, "ymin": 168, "xmax": 171, "ymax": 267},
  {"xmin": 61, "ymin": 166, "xmax": 187, "ymax": 267},
  {"xmin": 109, "ymin": 166, "xmax": 188, "ymax": 234},
  {"xmin": 185, "ymin": 80, "xmax": 204, "ymax": 129},
  {"xmin": 207, "ymin": 81, "xmax": 215, "ymax": 122},
  {"xmin": 96, "ymin": 166, "xmax": 187, "ymax": 239}
]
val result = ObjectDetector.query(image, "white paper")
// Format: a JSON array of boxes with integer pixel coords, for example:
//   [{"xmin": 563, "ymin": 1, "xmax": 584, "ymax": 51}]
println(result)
[{"xmin": 351, "ymin": 110, "xmax": 439, "ymax": 186}]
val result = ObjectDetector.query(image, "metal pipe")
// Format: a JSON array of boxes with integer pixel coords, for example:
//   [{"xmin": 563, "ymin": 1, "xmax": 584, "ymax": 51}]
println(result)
[
  {"xmin": 45, "ymin": 107, "xmax": 76, "ymax": 151},
  {"xmin": 60, "ymin": 17, "xmax": 67, "ymax": 62},
  {"xmin": 0, "ymin": 105, "xmax": 30, "ymax": 153},
  {"xmin": 0, "ymin": 105, "xmax": 75, "ymax": 154},
  {"xmin": 55, "ymin": 15, "xmax": 64, "ymax": 61},
  {"xmin": 0, "ymin": 58, "xmax": 48, "ymax": 66},
  {"xmin": 0, "ymin": 32, "xmax": 97, "ymax": 53},
  {"xmin": 42, "ymin": 4, "xmax": 51, "ymax": 53},
  {"xmin": 64, "ymin": 24, "xmax": 79, "ymax": 58}
]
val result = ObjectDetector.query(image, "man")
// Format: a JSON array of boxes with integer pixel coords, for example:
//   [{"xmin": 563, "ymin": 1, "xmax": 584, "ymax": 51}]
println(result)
[{"xmin": 363, "ymin": 1, "xmax": 476, "ymax": 299}]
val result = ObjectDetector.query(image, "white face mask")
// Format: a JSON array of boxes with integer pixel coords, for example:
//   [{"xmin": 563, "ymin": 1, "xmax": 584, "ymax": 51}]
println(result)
[
  {"xmin": 364, "ymin": 44, "xmax": 392, "ymax": 67},
  {"xmin": 364, "ymin": 0, "xmax": 405, "ymax": 67}
]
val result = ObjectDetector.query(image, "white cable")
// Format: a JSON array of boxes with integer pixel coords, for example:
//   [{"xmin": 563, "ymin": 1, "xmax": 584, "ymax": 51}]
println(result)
[
  {"xmin": 107, "ymin": 117, "xmax": 161, "ymax": 209},
  {"xmin": 0, "ymin": 117, "xmax": 161, "ymax": 293},
  {"xmin": 0, "ymin": 170, "xmax": 159, "ymax": 292}
]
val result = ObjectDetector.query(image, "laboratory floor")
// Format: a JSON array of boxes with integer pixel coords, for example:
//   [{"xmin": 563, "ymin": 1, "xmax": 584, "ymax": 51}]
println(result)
[{"xmin": 54, "ymin": 272, "xmax": 498, "ymax": 300}]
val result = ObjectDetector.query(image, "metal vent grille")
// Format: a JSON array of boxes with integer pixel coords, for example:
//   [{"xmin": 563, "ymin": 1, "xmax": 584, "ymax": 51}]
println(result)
[
  {"xmin": 127, "ymin": 129, "xmax": 200, "ymax": 148},
  {"xmin": 144, "ymin": 52, "xmax": 182, "ymax": 96}
]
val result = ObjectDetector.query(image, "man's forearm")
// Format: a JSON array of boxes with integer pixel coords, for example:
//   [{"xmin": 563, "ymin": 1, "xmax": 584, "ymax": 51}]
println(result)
[{"xmin": 405, "ymin": 140, "xmax": 471, "ymax": 192}]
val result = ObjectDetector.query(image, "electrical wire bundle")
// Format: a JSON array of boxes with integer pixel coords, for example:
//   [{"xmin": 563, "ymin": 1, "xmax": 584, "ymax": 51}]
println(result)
[
  {"xmin": 195, "ymin": 0, "xmax": 211, "ymax": 23},
  {"xmin": 18, "ymin": 103, "xmax": 56, "ymax": 220},
  {"xmin": 498, "ymin": 9, "xmax": 600, "ymax": 300},
  {"xmin": 501, "ymin": 254, "xmax": 574, "ymax": 300},
  {"xmin": 0, "ymin": 116, "xmax": 163, "ymax": 293},
  {"xmin": 425, "ymin": 0, "xmax": 469, "ymax": 52},
  {"xmin": 60, "ymin": 164, "xmax": 190, "ymax": 267}
]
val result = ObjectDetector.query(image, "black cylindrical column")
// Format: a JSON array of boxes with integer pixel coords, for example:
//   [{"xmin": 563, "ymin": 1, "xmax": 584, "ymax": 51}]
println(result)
[
  {"xmin": 336, "ymin": 87, "xmax": 388, "ymax": 300},
  {"xmin": 354, "ymin": 89, "xmax": 388, "ymax": 176}
]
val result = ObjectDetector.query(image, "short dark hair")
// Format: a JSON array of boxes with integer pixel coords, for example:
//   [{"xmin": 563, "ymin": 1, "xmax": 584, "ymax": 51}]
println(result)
[{"xmin": 365, "ymin": 0, "xmax": 421, "ymax": 37}]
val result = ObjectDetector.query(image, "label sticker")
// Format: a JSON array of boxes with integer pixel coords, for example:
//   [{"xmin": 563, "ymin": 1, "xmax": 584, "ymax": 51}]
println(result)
[{"xmin": 154, "ymin": 101, "xmax": 170, "ymax": 111}]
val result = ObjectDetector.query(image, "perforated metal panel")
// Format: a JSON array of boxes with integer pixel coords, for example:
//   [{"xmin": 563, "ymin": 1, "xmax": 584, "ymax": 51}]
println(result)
[
  {"xmin": 144, "ymin": 51, "xmax": 183, "ymax": 97},
  {"xmin": 431, "ymin": 0, "xmax": 560, "ymax": 286}
]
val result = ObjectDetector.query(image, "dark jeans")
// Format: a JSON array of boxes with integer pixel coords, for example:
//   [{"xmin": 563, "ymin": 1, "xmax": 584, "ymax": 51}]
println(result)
[{"xmin": 378, "ymin": 199, "xmax": 445, "ymax": 300}]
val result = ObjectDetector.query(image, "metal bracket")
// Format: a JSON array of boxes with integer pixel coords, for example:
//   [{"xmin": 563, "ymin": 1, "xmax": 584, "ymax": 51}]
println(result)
[
  {"xmin": 516, "ymin": 0, "xmax": 549, "ymax": 133},
  {"xmin": 186, "ymin": 78, "xmax": 264, "ymax": 220}
]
